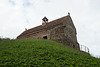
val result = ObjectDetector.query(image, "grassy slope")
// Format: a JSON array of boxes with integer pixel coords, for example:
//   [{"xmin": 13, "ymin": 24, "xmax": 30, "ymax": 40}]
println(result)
[{"xmin": 0, "ymin": 39, "xmax": 100, "ymax": 67}]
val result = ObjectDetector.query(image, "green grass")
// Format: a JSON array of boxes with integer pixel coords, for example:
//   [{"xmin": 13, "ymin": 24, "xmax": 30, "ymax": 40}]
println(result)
[{"xmin": 0, "ymin": 39, "xmax": 100, "ymax": 67}]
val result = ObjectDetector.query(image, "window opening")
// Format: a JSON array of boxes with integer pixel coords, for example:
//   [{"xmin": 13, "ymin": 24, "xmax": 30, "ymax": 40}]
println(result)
[
  {"xmin": 43, "ymin": 36, "xmax": 47, "ymax": 39},
  {"xmin": 73, "ymin": 45, "xmax": 75, "ymax": 48}
]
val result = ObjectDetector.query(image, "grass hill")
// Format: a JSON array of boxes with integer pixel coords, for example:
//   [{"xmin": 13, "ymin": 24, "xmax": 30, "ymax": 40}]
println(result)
[{"xmin": 0, "ymin": 39, "xmax": 100, "ymax": 67}]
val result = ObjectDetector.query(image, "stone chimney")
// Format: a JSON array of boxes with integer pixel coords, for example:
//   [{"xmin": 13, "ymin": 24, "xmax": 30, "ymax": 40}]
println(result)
[{"xmin": 42, "ymin": 17, "xmax": 48, "ymax": 26}]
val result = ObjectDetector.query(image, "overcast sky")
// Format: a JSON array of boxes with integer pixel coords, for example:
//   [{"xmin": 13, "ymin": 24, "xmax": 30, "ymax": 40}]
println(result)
[{"xmin": 0, "ymin": 0, "xmax": 100, "ymax": 57}]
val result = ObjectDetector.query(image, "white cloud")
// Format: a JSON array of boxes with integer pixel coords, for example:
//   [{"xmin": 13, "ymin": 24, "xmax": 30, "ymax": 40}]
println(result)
[
  {"xmin": 0, "ymin": 0, "xmax": 100, "ymax": 56},
  {"xmin": 8, "ymin": 0, "xmax": 16, "ymax": 5}
]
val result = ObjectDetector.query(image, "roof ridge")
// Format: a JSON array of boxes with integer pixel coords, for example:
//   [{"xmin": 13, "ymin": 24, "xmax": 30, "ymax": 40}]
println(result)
[
  {"xmin": 47, "ymin": 15, "xmax": 70, "ymax": 24},
  {"xmin": 28, "ymin": 15, "xmax": 70, "ymax": 30}
]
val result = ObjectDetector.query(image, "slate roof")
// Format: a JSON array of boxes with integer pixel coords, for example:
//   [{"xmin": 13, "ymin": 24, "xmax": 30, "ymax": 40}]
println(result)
[{"xmin": 17, "ymin": 15, "xmax": 70, "ymax": 38}]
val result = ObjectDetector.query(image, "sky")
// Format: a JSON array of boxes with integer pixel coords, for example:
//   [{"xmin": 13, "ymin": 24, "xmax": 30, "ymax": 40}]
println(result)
[{"xmin": 0, "ymin": 0, "xmax": 100, "ymax": 57}]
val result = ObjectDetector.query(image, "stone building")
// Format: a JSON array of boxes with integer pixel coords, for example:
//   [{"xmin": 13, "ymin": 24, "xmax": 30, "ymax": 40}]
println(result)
[{"xmin": 17, "ymin": 13, "xmax": 80, "ymax": 50}]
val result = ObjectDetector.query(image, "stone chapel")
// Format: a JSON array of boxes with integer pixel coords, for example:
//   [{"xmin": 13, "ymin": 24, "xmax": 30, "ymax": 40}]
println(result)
[{"xmin": 17, "ymin": 13, "xmax": 80, "ymax": 50}]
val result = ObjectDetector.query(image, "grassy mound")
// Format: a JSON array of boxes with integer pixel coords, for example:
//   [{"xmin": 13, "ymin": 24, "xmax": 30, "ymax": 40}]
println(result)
[{"xmin": 0, "ymin": 39, "xmax": 100, "ymax": 67}]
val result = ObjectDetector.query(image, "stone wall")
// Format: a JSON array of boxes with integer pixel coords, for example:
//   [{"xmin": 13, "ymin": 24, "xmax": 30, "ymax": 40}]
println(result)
[{"xmin": 49, "ymin": 25, "xmax": 79, "ymax": 50}]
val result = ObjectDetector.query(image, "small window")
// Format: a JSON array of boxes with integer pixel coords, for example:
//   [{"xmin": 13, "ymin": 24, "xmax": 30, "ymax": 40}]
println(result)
[
  {"xmin": 43, "ymin": 36, "xmax": 47, "ymax": 39},
  {"xmin": 73, "ymin": 45, "xmax": 75, "ymax": 48}
]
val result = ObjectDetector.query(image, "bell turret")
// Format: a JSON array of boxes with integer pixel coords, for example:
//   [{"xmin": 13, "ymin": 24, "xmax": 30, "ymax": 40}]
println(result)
[{"xmin": 42, "ymin": 17, "xmax": 48, "ymax": 26}]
